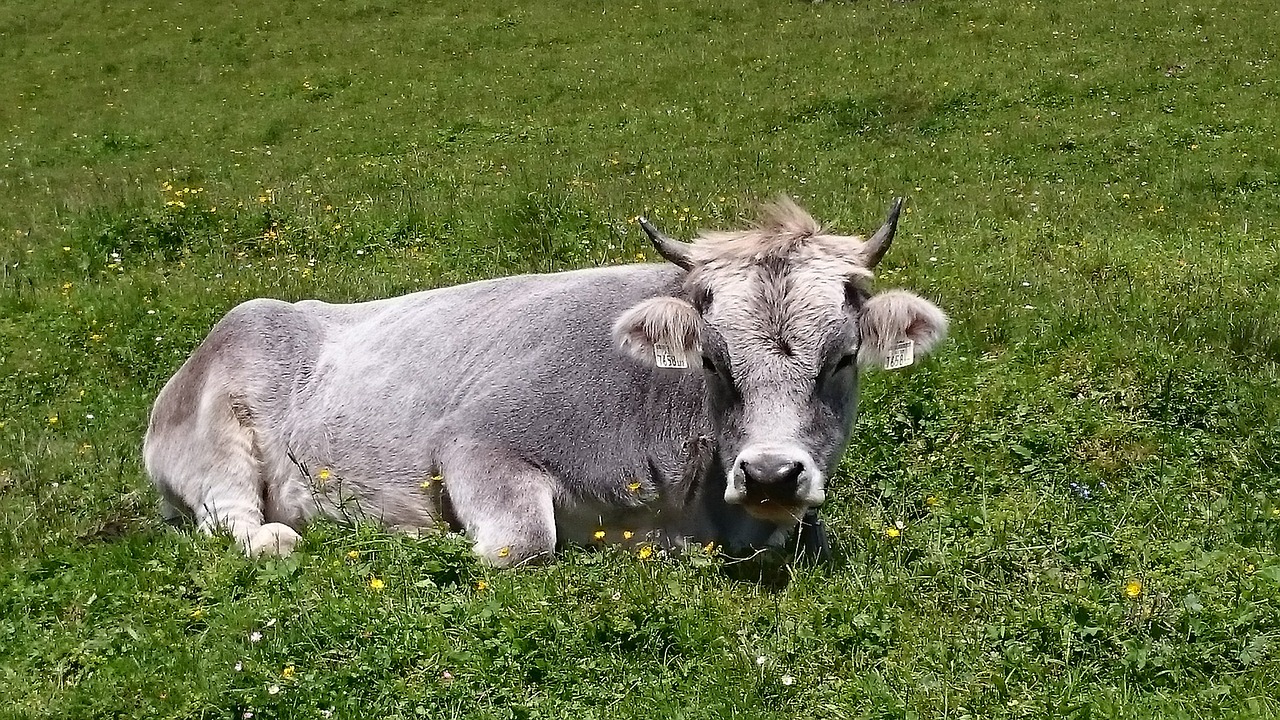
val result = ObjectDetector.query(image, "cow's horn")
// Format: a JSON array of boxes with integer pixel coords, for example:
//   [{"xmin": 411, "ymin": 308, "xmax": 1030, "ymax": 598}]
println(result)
[
  {"xmin": 639, "ymin": 217, "xmax": 695, "ymax": 270},
  {"xmin": 862, "ymin": 197, "xmax": 905, "ymax": 269}
]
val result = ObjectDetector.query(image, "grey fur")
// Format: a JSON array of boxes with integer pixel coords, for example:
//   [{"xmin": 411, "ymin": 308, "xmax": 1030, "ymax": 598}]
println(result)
[{"xmin": 144, "ymin": 199, "xmax": 947, "ymax": 564}]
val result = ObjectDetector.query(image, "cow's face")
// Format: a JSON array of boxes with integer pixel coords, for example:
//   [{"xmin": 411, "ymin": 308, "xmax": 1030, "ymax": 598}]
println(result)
[{"xmin": 614, "ymin": 198, "xmax": 947, "ymax": 524}]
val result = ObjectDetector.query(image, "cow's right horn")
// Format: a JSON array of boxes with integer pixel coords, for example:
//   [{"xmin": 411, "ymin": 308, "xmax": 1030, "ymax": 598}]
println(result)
[
  {"xmin": 861, "ymin": 197, "xmax": 905, "ymax": 269},
  {"xmin": 639, "ymin": 217, "xmax": 695, "ymax": 270}
]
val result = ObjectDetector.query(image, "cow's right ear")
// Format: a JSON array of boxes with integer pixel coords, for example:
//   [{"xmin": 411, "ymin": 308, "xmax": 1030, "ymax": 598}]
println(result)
[{"xmin": 613, "ymin": 297, "xmax": 702, "ymax": 368}]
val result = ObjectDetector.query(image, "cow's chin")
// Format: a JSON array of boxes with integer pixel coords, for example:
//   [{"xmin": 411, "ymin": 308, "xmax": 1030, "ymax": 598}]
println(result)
[{"xmin": 740, "ymin": 497, "xmax": 808, "ymax": 524}]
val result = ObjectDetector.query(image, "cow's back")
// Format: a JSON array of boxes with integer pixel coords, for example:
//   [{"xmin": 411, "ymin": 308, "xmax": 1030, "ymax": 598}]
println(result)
[{"xmin": 249, "ymin": 263, "xmax": 707, "ymax": 528}]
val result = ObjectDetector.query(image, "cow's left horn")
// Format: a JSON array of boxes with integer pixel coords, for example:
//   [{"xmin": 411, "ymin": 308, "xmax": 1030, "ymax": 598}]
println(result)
[
  {"xmin": 639, "ymin": 217, "xmax": 695, "ymax": 271},
  {"xmin": 861, "ymin": 197, "xmax": 905, "ymax": 269}
]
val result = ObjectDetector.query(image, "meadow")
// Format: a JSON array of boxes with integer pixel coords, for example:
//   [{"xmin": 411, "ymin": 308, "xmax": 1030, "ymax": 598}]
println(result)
[{"xmin": 1, "ymin": 0, "xmax": 1278, "ymax": 717}]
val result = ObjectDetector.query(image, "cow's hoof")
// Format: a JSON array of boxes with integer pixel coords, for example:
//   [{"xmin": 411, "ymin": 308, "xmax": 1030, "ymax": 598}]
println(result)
[{"xmin": 246, "ymin": 523, "xmax": 302, "ymax": 557}]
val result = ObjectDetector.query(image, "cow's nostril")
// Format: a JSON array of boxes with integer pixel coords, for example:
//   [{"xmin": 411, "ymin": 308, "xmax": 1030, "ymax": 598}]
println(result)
[{"xmin": 741, "ymin": 457, "xmax": 804, "ymax": 491}]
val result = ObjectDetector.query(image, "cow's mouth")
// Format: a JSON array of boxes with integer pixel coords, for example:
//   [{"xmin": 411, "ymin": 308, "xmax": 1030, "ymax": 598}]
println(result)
[{"xmin": 741, "ymin": 491, "xmax": 808, "ymax": 523}]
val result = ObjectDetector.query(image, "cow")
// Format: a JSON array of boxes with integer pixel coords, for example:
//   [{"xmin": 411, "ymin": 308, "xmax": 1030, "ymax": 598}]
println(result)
[{"xmin": 143, "ymin": 196, "xmax": 947, "ymax": 565}]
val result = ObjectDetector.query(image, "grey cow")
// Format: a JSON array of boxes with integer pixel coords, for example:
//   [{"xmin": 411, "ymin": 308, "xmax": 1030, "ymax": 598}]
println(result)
[{"xmin": 144, "ymin": 197, "xmax": 947, "ymax": 564}]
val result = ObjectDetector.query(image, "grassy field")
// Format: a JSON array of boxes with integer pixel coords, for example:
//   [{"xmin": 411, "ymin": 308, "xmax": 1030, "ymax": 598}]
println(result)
[{"xmin": 2, "ymin": 0, "xmax": 1279, "ymax": 717}]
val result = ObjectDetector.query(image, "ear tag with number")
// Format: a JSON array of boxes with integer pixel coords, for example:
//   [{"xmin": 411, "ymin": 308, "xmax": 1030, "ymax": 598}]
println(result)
[
  {"xmin": 652, "ymin": 341, "xmax": 688, "ymax": 369},
  {"xmin": 883, "ymin": 339, "xmax": 915, "ymax": 370}
]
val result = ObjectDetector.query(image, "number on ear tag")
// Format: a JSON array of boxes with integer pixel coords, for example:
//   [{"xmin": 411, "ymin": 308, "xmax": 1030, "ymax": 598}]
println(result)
[
  {"xmin": 653, "ymin": 341, "xmax": 688, "ymax": 369},
  {"xmin": 883, "ymin": 339, "xmax": 915, "ymax": 370}
]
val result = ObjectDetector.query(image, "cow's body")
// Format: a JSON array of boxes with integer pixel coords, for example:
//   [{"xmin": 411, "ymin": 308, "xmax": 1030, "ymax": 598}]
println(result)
[{"xmin": 145, "ymin": 198, "xmax": 947, "ymax": 563}]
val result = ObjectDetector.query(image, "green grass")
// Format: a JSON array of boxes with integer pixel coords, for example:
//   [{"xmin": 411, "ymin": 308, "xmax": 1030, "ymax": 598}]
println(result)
[{"xmin": 2, "ymin": 0, "xmax": 1279, "ymax": 717}]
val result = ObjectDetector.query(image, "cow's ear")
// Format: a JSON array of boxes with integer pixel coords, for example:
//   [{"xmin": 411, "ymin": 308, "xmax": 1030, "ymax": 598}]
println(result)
[
  {"xmin": 857, "ymin": 290, "xmax": 948, "ymax": 370},
  {"xmin": 613, "ymin": 297, "xmax": 702, "ymax": 368}
]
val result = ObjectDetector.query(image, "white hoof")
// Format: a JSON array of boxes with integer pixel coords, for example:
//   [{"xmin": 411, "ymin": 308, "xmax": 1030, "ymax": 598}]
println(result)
[{"xmin": 245, "ymin": 523, "xmax": 302, "ymax": 557}]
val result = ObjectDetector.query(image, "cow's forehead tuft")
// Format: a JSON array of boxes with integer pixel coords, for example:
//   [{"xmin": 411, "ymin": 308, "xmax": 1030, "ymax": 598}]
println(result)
[
  {"xmin": 698, "ymin": 263, "xmax": 853, "ymax": 371},
  {"xmin": 676, "ymin": 198, "xmax": 880, "ymax": 365},
  {"xmin": 683, "ymin": 196, "xmax": 876, "ymax": 273}
]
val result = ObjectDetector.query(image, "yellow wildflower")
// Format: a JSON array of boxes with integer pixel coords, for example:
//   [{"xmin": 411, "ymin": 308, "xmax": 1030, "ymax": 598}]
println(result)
[
  {"xmin": 369, "ymin": 577, "xmax": 385, "ymax": 591},
  {"xmin": 47, "ymin": 415, "xmax": 58, "ymax": 426},
  {"xmin": 317, "ymin": 468, "xmax": 331, "ymax": 483},
  {"xmin": 497, "ymin": 546, "xmax": 511, "ymax": 558},
  {"xmin": 703, "ymin": 541, "xmax": 718, "ymax": 555},
  {"xmin": 925, "ymin": 495, "xmax": 939, "ymax": 507},
  {"xmin": 627, "ymin": 480, "xmax": 642, "ymax": 493},
  {"xmin": 637, "ymin": 545, "xmax": 654, "ymax": 560},
  {"xmin": 346, "ymin": 550, "xmax": 359, "ymax": 560},
  {"xmin": 593, "ymin": 529, "xmax": 606, "ymax": 541},
  {"xmin": 884, "ymin": 526, "xmax": 901, "ymax": 539},
  {"xmin": 1124, "ymin": 579, "xmax": 1143, "ymax": 598},
  {"xmin": 475, "ymin": 579, "xmax": 488, "ymax": 591},
  {"xmin": 622, "ymin": 530, "xmax": 634, "ymax": 541},
  {"xmin": 282, "ymin": 665, "xmax": 295, "ymax": 680}
]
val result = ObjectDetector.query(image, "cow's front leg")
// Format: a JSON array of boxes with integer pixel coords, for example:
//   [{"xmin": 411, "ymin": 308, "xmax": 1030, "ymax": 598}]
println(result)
[
  {"xmin": 440, "ymin": 444, "xmax": 557, "ymax": 567},
  {"xmin": 795, "ymin": 509, "xmax": 831, "ymax": 564}
]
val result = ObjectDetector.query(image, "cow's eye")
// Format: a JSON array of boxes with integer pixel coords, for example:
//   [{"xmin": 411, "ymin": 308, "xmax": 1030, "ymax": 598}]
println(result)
[{"xmin": 702, "ymin": 356, "xmax": 734, "ymax": 384}]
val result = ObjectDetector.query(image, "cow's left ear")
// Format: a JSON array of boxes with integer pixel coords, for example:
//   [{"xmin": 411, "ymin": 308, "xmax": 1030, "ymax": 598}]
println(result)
[
  {"xmin": 613, "ymin": 297, "xmax": 702, "ymax": 368},
  {"xmin": 857, "ymin": 290, "xmax": 948, "ymax": 369}
]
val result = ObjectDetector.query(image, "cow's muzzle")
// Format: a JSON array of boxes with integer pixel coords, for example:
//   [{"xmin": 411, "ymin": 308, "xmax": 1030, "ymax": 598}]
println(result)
[{"xmin": 726, "ymin": 446, "xmax": 824, "ymax": 521}]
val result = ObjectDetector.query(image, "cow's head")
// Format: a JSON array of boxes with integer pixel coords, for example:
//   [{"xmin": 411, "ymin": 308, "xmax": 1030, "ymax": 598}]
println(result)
[{"xmin": 614, "ymin": 197, "xmax": 947, "ymax": 525}]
